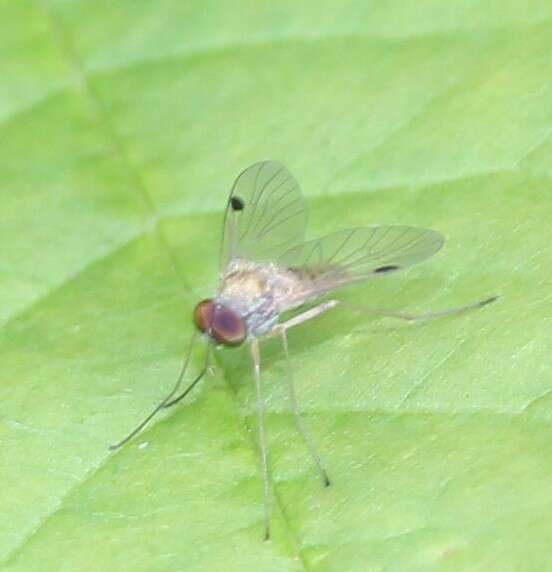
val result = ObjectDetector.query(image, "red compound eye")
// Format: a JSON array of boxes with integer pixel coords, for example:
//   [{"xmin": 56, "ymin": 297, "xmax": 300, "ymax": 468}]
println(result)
[
  {"xmin": 193, "ymin": 299, "xmax": 246, "ymax": 346},
  {"xmin": 193, "ymin": 299, "xmax": 215, "ymax": 333}
]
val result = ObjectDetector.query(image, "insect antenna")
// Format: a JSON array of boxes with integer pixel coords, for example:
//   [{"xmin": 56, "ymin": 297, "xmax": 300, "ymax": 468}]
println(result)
[{"xmin": 109, "ymin": 331, "xmax": 210, "ymax": 450}]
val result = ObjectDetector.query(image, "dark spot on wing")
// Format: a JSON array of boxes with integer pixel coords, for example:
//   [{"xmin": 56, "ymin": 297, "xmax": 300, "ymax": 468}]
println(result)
[
  {"xmin": 374, "ymin": 264, "xmax": 400, "ymax": 273},
  {"xmin": 230, "ymin": 196, "xmax": 245, "ymax": 211}
]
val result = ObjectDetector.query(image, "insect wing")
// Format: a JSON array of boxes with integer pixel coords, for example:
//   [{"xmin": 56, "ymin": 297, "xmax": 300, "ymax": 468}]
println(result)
[
  {"xmin": 219, "ymin": 161, "xmax": 308, "ymax": 273},
  {"xmin": 278, "ymin": 226, "xmax": 444, "ymax": 297}
]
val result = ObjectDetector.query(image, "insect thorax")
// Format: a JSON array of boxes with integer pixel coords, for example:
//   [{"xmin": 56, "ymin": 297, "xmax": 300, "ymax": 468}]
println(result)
[{"xmin": 217, "ymin": 259, "xmax": 304, "ymax": 337}]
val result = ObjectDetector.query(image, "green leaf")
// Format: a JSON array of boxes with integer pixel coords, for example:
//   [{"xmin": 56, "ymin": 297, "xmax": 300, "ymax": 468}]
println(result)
[{"xmin": 1, "ymin": 2, "xmax": 551, "ymax": 570}]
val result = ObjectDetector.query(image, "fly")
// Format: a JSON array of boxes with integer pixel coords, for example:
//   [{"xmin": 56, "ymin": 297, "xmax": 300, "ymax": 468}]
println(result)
[{"xmin": 110, "ymin": 161, "xmax": 497, "ymax": 540}]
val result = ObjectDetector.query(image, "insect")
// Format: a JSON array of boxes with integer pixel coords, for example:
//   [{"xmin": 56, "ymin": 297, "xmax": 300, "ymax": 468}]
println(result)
[{"xmin": 110, "ymin": 161, "xmax": 496, "ymax": 540}]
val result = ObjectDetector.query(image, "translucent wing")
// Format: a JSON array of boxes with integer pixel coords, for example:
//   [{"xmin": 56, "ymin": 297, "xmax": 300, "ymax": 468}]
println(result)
[
  {"xmin": 219, "ymin": 161, "xmax": 308, "ymax": 272},
  {"xmin": 278, "ymin": 226, "xmax": 444, "ymax": 297}
]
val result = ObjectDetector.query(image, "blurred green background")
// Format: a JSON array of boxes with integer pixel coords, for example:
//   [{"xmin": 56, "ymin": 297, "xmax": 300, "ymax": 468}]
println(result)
[{"xmin": 1, "ymin": 2, "xmax": 552, "ymax": 571}]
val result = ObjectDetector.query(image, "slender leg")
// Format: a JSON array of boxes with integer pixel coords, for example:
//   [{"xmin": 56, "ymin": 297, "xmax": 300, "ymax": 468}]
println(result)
[
  {"xmin": 280, "ymin": 327, "xmax": 331, "ymax": 487},
  {"xmin": 341, "ymin": 295, "xmax": 498, "ymax": 322},
  {"xmin": 270, "ymin": 295, "xmax": 497, "ymax": 334},
  {"xmin": 266, "ymin": 300, "xmax": 340, "ymax": 337},
  {"xmin": 250, "ymin": 338, "xmax": 271, "ymax": 541},
  {"xmin": 253, "ymin": 293, "xmax": 495, "ymax": 492}
]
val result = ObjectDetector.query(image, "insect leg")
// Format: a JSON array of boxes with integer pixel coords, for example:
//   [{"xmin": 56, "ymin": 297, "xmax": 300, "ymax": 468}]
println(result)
[
  {"xmin": 250, "ymin": 338, "xmax": 272, "ymax": 541},
  {"xmin": 342, "ymin": 295, "xmax": 498, "ymax": 322},
  {"xmin": 280, "ymin": 326, "xmax": 331, "ymax": 487},
  {"xmin": 268, "ymin": 299, "xmax": 341, "ymax": 334}
]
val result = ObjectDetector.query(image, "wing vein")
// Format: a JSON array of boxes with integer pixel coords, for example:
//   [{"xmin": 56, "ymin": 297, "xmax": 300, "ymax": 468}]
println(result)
[
  {"xmin": 255, "ymin": 198, "xmax": 302, "ymax": 239},
  {"xmin": 240, "ymin": 164, "xmax": 282, "ymax": 241},
  {"xmin": 257, "ymin": 209, "xmax": 306, "ymax": 239},
  {"xmin": 327, "ymin": 228, "xmax": 357, "ymax": 264},
  {"xmin": 248, "ymin": 175, "xmax": 292, "ymax": 235}
]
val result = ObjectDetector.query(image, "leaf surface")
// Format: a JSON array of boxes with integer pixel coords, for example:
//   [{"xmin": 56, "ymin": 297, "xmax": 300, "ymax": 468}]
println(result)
[{"xmin": 1, "ymin": 2, "xmax": 552, "ymax": 570}]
